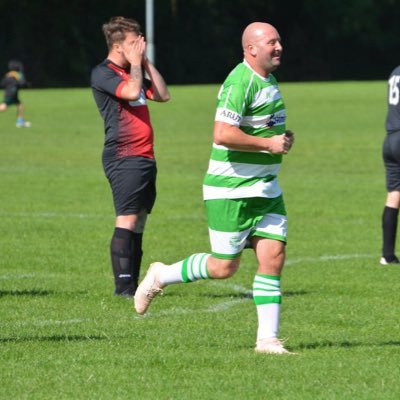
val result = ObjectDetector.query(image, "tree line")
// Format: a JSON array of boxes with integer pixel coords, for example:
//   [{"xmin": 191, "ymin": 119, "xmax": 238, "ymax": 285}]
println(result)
[{"xmin": 0, "ymin": 0, "xmax": 399, "ymax": 87}]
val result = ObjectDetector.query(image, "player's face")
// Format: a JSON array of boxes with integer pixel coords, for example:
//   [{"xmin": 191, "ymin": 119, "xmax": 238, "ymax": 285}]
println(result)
[
  {"xmin": 116, "ymin": 32, "xmax": 140, "ymax": 66},
  {"xmin": 120, "ymin": 32, "xmax": 139, "ymax": 51},
  {"xmin": 253, "ymin": 28, "xmax": 283, "ymax": 74}
]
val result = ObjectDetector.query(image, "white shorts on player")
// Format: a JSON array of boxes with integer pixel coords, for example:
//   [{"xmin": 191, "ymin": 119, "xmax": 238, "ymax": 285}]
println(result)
[{"xmin": 205, "ymin": 195, "xmax": 287, "ymax": 259}]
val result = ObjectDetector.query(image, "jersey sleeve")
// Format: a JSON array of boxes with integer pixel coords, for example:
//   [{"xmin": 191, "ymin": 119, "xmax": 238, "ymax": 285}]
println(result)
[
  {"xmin": 91, "ymin": 65, "xmax": 125, "ymax": 98},
  {"xmin": 214, "ymin": 81, "xmax": 246, "ymax": 126},
  {"xmin": 143, "ymin": 78, "xmax": 154, "ymax": 99}
]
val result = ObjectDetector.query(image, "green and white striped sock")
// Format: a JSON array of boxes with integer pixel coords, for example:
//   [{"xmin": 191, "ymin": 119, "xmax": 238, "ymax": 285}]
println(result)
[
  {"xmin": 253, "ymin": 274, "xmax": 282, "ymax": 305},
  {"xmin": 253, "ymin": 274, "xmax": 281, "ymax": 339},
  {"xmin": 157, "ymin": 253, "xmax": 211, "ymax": 286},
  {"xmin": 181, "ymin": 253, "xmax": 210, "ymax": 282}
]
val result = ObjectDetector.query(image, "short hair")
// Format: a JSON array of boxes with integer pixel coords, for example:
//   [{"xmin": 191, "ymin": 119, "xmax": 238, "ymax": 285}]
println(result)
[
  {"xmin": 102, "ymin": 16, "xmax": 142, "ymax": 50},
  {"xmin": 8, "ymin": 60, "xmax": 23, "ymax": 72}
]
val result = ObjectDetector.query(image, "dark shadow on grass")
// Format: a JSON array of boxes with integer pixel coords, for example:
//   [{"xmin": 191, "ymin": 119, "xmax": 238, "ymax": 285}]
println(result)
[
  {"xmin": 0, "ymin": 289, "xmax": 89, "ymax": 298},
  {"xmin": 234, "ymin": 340, "xmax": 400, "ymax": 353},
  {"xmin": 0, "ymin": 334, "xmax": 109, "ymax": 344},
  {"xmin": 206, "ymin": 290, "xmax": 308, "ymax": 300},
  {"xmin": 297, "ymin": 340, "xmax": 400, "ymax": 350},
  {"xmin": 382, "ymin": 341, "xmax": 400, "ymax": 347},
  {"xmin": 0, "ymin": 289, "xmax": 55, "ymax": 297},
  {"xmin": 284, "ymin": 290, "xmax": 309, "ymax": 297},
  {"xmin": 298, "ymin": 340, "xmax": 357, "ymax": 350},
  {"xmin": 206, "ymin": 292, "xmax": 253, "ymax": 299}
]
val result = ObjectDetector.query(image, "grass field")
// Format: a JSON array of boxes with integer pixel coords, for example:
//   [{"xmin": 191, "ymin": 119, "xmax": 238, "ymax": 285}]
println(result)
[{"xmin": 1, "ymin": 81, "xmax": 400, "ymax": 399}]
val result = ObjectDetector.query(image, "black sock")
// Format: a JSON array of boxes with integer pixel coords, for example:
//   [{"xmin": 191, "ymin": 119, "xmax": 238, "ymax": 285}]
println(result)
[
  {"xmin": 382, "ymin": 206, "xmax": 399, "ymax": 259},
  {"xmin": 110, "ymin": 227, "xmax": 135, "ymax": 294},
  {"xmin": 131, "ymin": 232, "xmax": 143, "ymax": 287}
]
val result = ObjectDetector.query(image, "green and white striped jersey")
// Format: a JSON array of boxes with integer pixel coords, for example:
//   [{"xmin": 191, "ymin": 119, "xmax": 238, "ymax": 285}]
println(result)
[{"xmin": 203, "ymin": 60, "xmax": 286, "ymax": 200}]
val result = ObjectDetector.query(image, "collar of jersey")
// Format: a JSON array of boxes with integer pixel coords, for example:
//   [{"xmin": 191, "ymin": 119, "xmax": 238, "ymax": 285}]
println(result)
[{"xmin": 243, "ymin": 59, "xmax": 271, "ymax": 82}]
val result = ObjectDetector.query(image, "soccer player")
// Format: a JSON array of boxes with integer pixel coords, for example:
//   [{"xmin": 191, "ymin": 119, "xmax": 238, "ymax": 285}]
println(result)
[
  {"xmin": 0, "ymin": 60, "xmax": 31, "ymax": 128},
  {"xmin": 381, "ymin": 65, "xmax": 400, "ymax": 265},
  {"xmin": 91, "ymin": 16, "xmax": 170, "ymax": 296},
  {"xmin": 135, "ymin": 22, "xmax": 296, "ymax": 354}
]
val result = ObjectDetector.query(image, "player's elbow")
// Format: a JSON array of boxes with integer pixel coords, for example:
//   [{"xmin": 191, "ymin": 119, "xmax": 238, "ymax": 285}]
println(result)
[
  {"xmin": 213, "ymin": 134, "xmax": 224, "ymax": 146},
  {"xmin": 125, "ymin": 91, "xmax": 141, "ymax": 101},
  {"xmin": 159, "ymin": 93, "xmax": 171, "ymax": 102},
  {"xmin": 213, "ymin": 129, "xmax": 228, "ymax": 146},
  {"xmin": 213, "ymin": 122, "xmax": 232, "ymax": 146},
  {"xmin": 121, "ymin": 84, "xmax": 142, "ymax": 101},
  {"xmin": 154, "ymin": 90, "xmax": 171, "ymax": 102}
]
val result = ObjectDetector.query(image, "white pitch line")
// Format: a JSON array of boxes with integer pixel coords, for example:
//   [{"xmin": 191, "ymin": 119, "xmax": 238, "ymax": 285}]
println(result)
[
  {"xmin": 0, "ymin": 210, "xmax": 203, "ymax": 221},
  {"xmin": 285, "ymin": 253, "xmax": 376, "ymax": 266},
  {"xmin": 0, "ymin": 210, "xmax": 111, "ymax": 220},
  {"xmin": 30, "ymin": 318, "xmax": 90, "ymax": 327},
  {"xmin": 205, "ymin": 298, "xmax": 248, "ymax": 313},
  {"xmin": 132, "ymin": 298, "xmax": 248, "ymax": 320},
  {"xmin": 1, "ymin": 253, "xmax": 378, "ymax": 323},
  {"xmin": 0, "ymin": 273, "xmax": 37, "ymax": 280},
  {"xmin": 209, "ymin": 281, "xmax": 252, "ymax": 297},
  {"xmin": 6, "ymin": 318, "xmax": 90, "ymax": 328},
  {"xmin": 132, "ymin": 252, "xmax": 378, "ymax": 320}
]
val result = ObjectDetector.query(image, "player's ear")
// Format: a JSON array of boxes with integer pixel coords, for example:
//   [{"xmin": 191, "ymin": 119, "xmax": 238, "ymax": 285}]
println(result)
[
  {"xmin": 113, "ymin": 42, "xmax": 122, "ymax": 53},
  {"xmin": 248, "ymin": 44, "xmax": 257, "ymax": 57}
]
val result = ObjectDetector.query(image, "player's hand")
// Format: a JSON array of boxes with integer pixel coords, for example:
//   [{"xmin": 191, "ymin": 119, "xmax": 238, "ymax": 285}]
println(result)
[
  {"xmin": 265, "ymin": 132, "xmax": 295, "ymax": 154},
  {"xmin": 285, "ymin": 129, "xmax": 295, "ymax": 151},
  {"xmin": 125, "ymin": 35, "xmax": 146, "ymax": 65}
]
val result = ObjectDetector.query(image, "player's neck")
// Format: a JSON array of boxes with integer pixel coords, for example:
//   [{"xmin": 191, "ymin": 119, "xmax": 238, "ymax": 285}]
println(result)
[
  {"xmin": 107, "ymin": 53, "xmax": 128, "ymax": 69},
  {"xmin": 243, "ymin": 59, "xmax": 271, "ymax": 79}
]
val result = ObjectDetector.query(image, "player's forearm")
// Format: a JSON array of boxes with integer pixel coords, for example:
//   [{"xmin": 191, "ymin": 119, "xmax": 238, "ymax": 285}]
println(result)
[
  {"xmin": 120, "ymin": 64, "xmax": 143, "ymax": 100},
  {"xmin": 143, "ymin": 59, "xmax": 170, "ymax": 102},
  {"xmin": 213, "ymin": 123, "xmax": 269, "ymax": 151},
  {"xmin": 213, "ymin": 122, "xmax": 292, "ymax": 154}
]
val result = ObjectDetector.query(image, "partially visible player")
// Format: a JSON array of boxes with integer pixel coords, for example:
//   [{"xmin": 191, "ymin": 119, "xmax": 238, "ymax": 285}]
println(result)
[
  {"xmin": 91, "ymin": 16, "xmax": 170, "ymax": 296},
  {"xmin": 0, "ymin": 60, "xmax": 31, "ymax": 128},
  {"xmin": 134, "ymin": 22, "xmax": 296, "ymax": 354},
  {"xmin": 381, "ymin": 65, "xmax": 400, "ymax": 265}
]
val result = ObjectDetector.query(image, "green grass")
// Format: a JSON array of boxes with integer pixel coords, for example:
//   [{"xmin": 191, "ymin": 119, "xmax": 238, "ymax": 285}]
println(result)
[{"xmin": 1, "ymin": 82, "xmax": 400, "ymax": 399}]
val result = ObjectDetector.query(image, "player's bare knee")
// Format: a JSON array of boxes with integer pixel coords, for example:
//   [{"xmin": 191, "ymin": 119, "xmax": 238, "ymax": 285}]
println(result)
[
  {"xmin": 208, "ymin": 257, "xmax": 240, "ymax": 279},
  {"xmin": 386, "ymin": 191, "xmax": 400, "ymax": 208},
  {"xmin": 115, "ymin": 214, "xmax": 138, "ymax": 231},
  {"xmin": 133, "ymin": 210, "xmax": 148, "ymax": 233}
]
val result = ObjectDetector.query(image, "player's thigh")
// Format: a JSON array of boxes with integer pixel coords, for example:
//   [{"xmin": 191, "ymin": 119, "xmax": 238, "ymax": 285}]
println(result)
[
  {"xmin": 205, "ymin": 196, "xmax": 286, "ymax": 259},
  {"xmin": 250, "ymin": 196, "xmax": 287, "ymax": 243},
  {"xmin": 205, "ymin": 199, "xmax": 253, "ymax": 259}
]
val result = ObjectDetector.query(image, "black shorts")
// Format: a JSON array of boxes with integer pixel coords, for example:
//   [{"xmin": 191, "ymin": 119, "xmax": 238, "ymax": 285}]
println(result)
[
  {"xmin": 103, "ymin": 156, "xmax": 157, "ymax": 216},
  {"xmin": 383, "ymin": 131, "xmax": 400, "ymax": 191},
  {"xmin": 4, "ymin": 85, "xmax": 20, "ymax": 105},
  {"xmin": 3, "ymin": 95, "xmax": 20, "ymax": 106}
]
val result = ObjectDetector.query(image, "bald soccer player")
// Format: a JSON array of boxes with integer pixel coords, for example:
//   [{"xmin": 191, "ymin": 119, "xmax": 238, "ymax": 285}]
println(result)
[{"xmin": 135, "ymin": 22, "xmax": 296, "ymax": 354}]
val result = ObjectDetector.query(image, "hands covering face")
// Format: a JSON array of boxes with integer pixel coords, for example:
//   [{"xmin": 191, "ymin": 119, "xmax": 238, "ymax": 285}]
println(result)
[{"xmin": 123, "ymin": 35, "xmax": 147, "ymax": 65}]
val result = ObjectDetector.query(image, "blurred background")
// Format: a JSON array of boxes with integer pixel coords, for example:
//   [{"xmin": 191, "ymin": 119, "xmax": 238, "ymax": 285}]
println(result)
[{"xmin": 1, "ymin": 0, "xmax": 399, "ymax": 87}]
